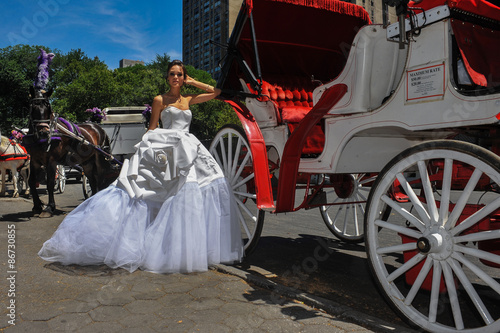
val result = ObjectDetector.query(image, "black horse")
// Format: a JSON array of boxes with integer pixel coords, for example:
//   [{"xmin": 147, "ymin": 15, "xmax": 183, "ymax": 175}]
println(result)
[{"xmin": 24, "ymin": 86, "xmax": 118, "ymax": 217}]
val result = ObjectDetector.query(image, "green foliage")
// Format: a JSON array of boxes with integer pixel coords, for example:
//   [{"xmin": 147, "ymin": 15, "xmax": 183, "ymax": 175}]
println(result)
[
  {"xmin": 0, "ymin": 45, "xmax": 239, "ymax": 141},
  {"xmin": 113, "ymin": 65, "xmax": 166, "ymax": 107},
  {"xmin": 0, "ymin": 45, "xmax": 59, "ymax": 131}
]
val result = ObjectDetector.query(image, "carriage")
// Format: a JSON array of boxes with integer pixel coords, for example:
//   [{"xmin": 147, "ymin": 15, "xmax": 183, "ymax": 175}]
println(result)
[
  {"xmin": 209, "ymin": 0, "xmax": 500, "ymax": 331},
  {"xmin": 79, "ymin": 106, "xmax": 147, "ymax": 198}
]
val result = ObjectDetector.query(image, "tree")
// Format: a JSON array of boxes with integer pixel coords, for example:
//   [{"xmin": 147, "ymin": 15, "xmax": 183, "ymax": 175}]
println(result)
[
  {"xmin": 149, "ymin": 53, "xmax": 171, "ymax": 77},
  {"xmin": 52, "ymin": 62, "xmax": 119, "ymax": 122},
  {"xmin": 113, "ymin": 64, "xmax": 165, "ymax": 107}
]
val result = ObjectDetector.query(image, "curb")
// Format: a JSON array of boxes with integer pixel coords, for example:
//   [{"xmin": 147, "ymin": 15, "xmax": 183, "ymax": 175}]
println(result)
[{"xmin": 214, "ymin": 264, "xmax": 417, "ymax": 333}]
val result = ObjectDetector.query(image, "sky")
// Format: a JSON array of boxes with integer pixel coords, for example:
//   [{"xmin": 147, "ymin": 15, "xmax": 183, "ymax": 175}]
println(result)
[{"xmin": 0, "ymin": 0, "xmax": 183, "ymax": 69}]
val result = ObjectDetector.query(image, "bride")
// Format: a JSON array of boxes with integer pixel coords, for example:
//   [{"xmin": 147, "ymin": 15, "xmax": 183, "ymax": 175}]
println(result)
[{"xmin": 39, "ymin": 60, "xmax": 243, "ymax": 274}]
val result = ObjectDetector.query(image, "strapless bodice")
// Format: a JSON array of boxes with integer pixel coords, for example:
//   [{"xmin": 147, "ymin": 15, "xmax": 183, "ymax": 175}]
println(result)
[{"xmin": 161, "ymin": 106, "xmax": 191, "ymax": 131}]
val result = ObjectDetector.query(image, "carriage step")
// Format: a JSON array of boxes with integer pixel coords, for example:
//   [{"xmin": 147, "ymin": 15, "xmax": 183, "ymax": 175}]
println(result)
[{"xmin": 307, "ymin": 191, "xmax": 327, "ymax": 207}]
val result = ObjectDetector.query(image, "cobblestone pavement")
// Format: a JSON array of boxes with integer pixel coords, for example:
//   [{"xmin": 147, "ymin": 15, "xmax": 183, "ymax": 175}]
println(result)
[{"xmin": 0, "ymin": 192, "xmax": 415, "ymax": 333}]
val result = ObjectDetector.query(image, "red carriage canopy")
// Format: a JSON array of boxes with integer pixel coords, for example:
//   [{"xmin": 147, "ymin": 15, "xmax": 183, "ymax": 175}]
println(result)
[{"xmin": 219, "ymin": 0, "xmax": 371, "ymax": 93}]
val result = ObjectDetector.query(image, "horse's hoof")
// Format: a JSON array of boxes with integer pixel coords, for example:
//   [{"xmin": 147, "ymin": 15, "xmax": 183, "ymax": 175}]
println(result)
[
  {"xmin": 39, "ymin": 211, "xmax": 53, "ymax": 218},
  {"xmin": 13, "ymin": 193, "xmax": 19, "ymax": 198}
]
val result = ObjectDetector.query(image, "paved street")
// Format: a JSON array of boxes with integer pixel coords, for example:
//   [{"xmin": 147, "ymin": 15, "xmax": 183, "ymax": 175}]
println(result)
[{"xmin": 0, "ymin": 182, "xmax": 416, "ymax": 332}]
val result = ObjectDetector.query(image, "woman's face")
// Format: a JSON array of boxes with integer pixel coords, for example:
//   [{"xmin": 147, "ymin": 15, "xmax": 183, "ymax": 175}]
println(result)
[{"xmin": 168, "ymin": 65, "xmax": 184, "ymax": 87}]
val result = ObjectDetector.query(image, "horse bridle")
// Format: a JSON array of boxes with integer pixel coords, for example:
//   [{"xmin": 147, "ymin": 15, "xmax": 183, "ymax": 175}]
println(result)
[{"xmin": 29, "ymin": 96, "xmax": 53, "ymax": 136}]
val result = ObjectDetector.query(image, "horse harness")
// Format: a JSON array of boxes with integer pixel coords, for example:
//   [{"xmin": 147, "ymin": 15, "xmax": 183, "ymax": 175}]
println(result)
[
  {"xmin": 26, "ymin": 96, "xmax": 122, "ymax": 166},
  {"xmin": 0, "ymin": 138, "xmax": 30, "ymax": 169}
]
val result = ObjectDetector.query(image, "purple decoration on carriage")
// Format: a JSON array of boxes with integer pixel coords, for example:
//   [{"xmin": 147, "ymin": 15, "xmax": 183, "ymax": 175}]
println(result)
[{"xmin": 34, "ymin": 49, "xmax": 55, "ymax": 90}]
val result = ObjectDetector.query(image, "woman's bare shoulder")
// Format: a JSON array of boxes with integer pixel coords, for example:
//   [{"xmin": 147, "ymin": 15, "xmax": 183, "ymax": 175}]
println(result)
[
  {"xmin": 152, "ymin": 94, "xmax": 166, "ymax": 108},
  {"xmin": 153, "ymin": 94, "xmax": 164, "ymax": 102}
]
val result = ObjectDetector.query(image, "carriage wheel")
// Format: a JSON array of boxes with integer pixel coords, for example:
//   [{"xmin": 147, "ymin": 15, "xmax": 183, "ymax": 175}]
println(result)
[
  {"xmin": 365, "ymin": 140, "xmax": 500, "ymax": 332},
  {"xmin": 319, "ymin": 173, "xmax": 375, "ymax": 243},
  {"xmin": 56, "ymin": 165, "xmax": 66, "ymax": 193},
  {"xmin": 82, "ymin": 174, "xmax": 92, "ymax": 199},
  {"xmin": 209, "ymin": 124, "xmax": 265, "ymax": 255}
]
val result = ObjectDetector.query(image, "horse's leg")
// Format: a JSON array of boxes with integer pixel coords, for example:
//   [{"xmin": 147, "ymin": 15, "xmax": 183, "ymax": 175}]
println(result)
[
  {"xmin": 82, "ymin": 162, "xmax": 98, "ymax": 196},
  {"xmin": 40, "ymin": 163, "xmax": 57, "ymax": 218},
  {"xmin": 23, "ymin": 164, "xmax": 30, "ymax": 197},
  {"xmin": 0, "ymin": 168, "xmax": 5, "ymax": 196},
  {"xmin": 94, "ymin": 154, "xmax": 106, "ymax": 192},
  {"xmin": 12, "ymin": 168, "xmax": 19, "ymax": 198},
  {"xmin": 29, "ymin": 162, "xmax": 44, "ymax": 215}
]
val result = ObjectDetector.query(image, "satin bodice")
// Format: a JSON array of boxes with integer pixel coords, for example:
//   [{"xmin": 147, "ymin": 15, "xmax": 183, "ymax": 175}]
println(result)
[{"xmin": 161, "ymin": 106, "xmax": 191, "ymax": 131}]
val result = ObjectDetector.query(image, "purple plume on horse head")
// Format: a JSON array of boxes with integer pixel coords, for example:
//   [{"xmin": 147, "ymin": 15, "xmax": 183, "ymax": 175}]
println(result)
[{"xmin": 34, "ymin": 49, "xmax": 55, "ymax": 91}]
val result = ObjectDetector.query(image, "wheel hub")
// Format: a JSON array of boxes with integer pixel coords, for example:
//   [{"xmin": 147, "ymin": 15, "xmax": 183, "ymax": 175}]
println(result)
[
  {"xmin": 330, "ymin": 174, "xmax": 357, "ymax": 199},
  {"xmin": 417, "ymin": 226, "xmax": 453, "ymax": 260}
]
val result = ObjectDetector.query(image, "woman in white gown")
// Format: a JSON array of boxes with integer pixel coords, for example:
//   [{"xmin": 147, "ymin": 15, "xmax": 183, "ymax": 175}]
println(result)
[{"xmin": 39, "ymin": 60, "xmax": 243, "ymax": 273}]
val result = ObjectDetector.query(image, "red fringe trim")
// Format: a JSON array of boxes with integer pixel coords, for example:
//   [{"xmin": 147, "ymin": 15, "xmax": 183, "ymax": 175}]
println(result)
[{"xmin": 265, "ymin": 0, "xmax": 371, "ymax": 23}]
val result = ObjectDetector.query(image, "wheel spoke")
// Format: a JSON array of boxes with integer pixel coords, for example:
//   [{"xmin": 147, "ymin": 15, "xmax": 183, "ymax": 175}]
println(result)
[
  {"xmin": 451, "ymin": 196, "xmax": 500, "ymax": 236},
  {"xmin": 418, "ymin": 161, "xmax": 439, "ymax": 223},
  {"xmin": 219, "ymin": 136, "xmax": 228, "ymax": 173},
  {"xmin": 446, "ymin": 167, "xmax": 483, "ymax": 230},
  {"xmin": 404, "ymin": 256, "xmax": 433, "ymax": 305},
  {"xmin": 449, "ymin": 256, "xmax": 494, "ymax": 325},
  {"xmin": 359, "ymin": 174, "xmax": 377, "ymax": 185},
  {"xmin": 235, "ymin": 198, "xmax": 252, "ymax": 239},
  {"xmin": 386, "ymin": 252, "xmax": 425, "ymax": 282},
  {"xmin": 396, "ymin": 173, "xmax": 431, "ymax": 225},
  {"xmin": 353, "ymin": 204, "xmax": 360, "ymax": 236},
  {"xmin": 376, "ymin": 242, "xmax": 416, "ymax": 254},
  {"xmin": 231, "ymin": 137, "xmax": 242, "ymax": 178},
  {"xmin": 357, "ymin": 201, "xmax": 366, "ymax": 216},
  {"xmin": 323, "ymin": 196, "xmax": 341, "ymax": 215},
  {"xmin": 231, "ymin": 150, "xmax": 251, "ymax": 186},
  {"xmin": 227, "ymin": 131, "xmax": 233, "ymax": 175},
  {"xmin": 381, "ymin": 194, "xmax": 425, "ymax": 232},
  {"xmin": 332, "ymin": 205, "xmax": 344, "ymax": 224},
  {"xmin": 374, "ymin": 219, "xmax": 422, "ymax": 239},
  {"xmin": 428, "ymin": 261, "xmax": 442, "ymax": 323},
  {"xmin": 455, "ymin": 244, "xmax": 500, "ymax": 266},
  {"xmin": 454, "ymin": 229, "xmax": 500, "ymax": 243},
  {"xmin": 452, "ymin": 252, "xmax": 500, "ymax": 295},
  {"xmin": 441, "ymin": 260, "xmax": 464, "ymax": 330},
  {"xmin": 233, "ymin": 191, "xmax": 257, "ymax": 200},
  {"xmin": 356, "ymin": 190, "xmax": 368, "ymax": 202},
  {"xmin": 438, "ymin": 158, "xmax": 453, "ymax": 226},
  {"xmin": 212, "ymin": 149, "xmax": 223, "ymax": 172},
  {"xmin": 232, "ymin": 172, "xmax": 255, "ymax": 191},
  {"xmin": 342, "ymin": 204, "xmax": 350, "ymax": 234}
]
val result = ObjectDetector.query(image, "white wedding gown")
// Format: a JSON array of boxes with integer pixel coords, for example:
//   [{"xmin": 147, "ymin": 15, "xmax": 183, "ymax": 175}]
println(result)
[{"xmin": 39, "ymin": 106, "xmax": 243, "ymax": 273}]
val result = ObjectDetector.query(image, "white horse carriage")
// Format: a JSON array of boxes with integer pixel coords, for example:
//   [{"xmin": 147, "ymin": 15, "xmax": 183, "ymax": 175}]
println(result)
[
  {"xmin": 211, "ymin": 0, "xmax": 500, "ymax": 331},
  {"xmin": 80, "ymin": 106, "xmax": 147, "ymax": 198},
  {"xmin": 100, "ymin": 106, "xmax": 148, "ymax": 161}
]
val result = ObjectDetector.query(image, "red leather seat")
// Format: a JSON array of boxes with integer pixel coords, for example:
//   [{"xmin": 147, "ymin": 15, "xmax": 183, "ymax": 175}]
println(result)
[{"xmin": 246, "ymin": 79, "xmax": 323, "ymax": 154}]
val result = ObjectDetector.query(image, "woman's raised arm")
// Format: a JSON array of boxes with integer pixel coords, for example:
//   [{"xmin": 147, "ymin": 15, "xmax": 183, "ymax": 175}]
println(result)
[{"xmin": 185, "ymin": 75, "xmax": 221, "ymax": 105}]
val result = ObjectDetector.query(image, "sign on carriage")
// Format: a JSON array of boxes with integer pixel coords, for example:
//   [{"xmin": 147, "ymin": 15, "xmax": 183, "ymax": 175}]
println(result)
[{"xmin": 405, "ymin": 62, "xmax": 445, "ymax": 103}]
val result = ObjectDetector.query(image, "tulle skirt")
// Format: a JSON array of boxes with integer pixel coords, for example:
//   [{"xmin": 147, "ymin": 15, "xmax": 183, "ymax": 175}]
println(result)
[
  {"xmin": 38, "ymin": 179, "xmax": 243, "ymax": 273},
  {"xmin": 38, "ymin": 128, "xmax": 244, "ymax": 273}
]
